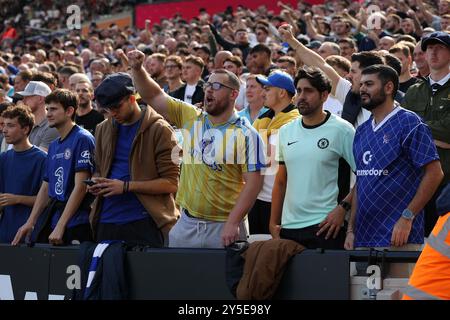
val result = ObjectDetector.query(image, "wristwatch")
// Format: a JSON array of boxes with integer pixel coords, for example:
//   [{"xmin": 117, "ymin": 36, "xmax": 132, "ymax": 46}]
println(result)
[
  {"xmin": 401, "ymin": 208, "xmax": 415, "ymax": 221},
  {"xmin": 339, "ymin": 200, "xmax": 351, "ymax": 211}
]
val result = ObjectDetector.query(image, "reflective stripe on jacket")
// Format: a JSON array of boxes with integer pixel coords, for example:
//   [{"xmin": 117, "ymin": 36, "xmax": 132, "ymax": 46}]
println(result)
[{"xmin": 402, "ymin": 212, "xmax": 450, "ymax": 300}]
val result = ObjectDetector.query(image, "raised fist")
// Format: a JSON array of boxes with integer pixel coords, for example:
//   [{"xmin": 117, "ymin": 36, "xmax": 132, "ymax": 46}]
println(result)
[
  {"xmin": 126, "ymin": 50, "xmax": 145, "ymax": 71},
  {"xmin": 278, "ymin": 24, "xmax": 294, "ymax": 42}
]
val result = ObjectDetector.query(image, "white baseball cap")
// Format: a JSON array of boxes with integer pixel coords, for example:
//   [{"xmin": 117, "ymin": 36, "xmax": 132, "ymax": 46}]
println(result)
[{"xmin": 17, "ymin": 81, "xmax": 52, "ymax": 97}]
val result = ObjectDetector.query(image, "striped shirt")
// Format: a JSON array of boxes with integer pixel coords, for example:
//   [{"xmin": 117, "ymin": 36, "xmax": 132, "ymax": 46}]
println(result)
[{"xmin": 167, "ymin": 97, "xmax": 265, "ymax": 221}]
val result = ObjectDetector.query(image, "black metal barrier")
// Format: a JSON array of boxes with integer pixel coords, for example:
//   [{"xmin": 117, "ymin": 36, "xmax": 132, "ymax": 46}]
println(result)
[{"xmin": 0, "ymin": 244, "xmax": 420, "ymax": 300}]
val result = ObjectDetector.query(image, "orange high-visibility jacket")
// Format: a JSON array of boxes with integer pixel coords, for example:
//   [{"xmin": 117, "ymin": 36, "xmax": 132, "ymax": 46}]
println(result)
[{"xmin": 402, "ymin": 212, "xmax": 450, "ymax": 300}]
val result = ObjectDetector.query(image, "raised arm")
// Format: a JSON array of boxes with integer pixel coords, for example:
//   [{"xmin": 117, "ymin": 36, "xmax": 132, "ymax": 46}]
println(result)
[
  {"xmin": 209, "ymin": 23, "xmax": 237, "ymax": 51},
  {"xmin": 278, "ymin": 24, "xmax": 342, "ymax": 96},
  {"xmin": 304, "ymin": 12, "xmax": 326, "ymax": 42},
  {"xmin": 119, "ymin": 49, "xmax": 170, "ymax": 120}
]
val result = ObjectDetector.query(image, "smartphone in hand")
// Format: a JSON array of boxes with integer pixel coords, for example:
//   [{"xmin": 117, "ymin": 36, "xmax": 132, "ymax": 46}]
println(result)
[{"xmin": 83, "ymin": 179, "xmax": 97, "ymax": 186}]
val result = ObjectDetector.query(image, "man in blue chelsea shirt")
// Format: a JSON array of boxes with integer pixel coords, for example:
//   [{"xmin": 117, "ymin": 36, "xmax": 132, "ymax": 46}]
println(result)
[
  {"xmin": 13, "ymin": 89, "xmax": 95, "ymax": 245},
  {"xmin": 345, "ymin": 65, "xmax": 443, "ymax": 252}
]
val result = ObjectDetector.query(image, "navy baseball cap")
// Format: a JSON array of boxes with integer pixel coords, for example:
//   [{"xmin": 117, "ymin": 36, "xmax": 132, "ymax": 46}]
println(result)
[
  {"xmin": 256, "ymin": 70, "xmax": 296, "ymax": 95},
  {"xmin": 421, "ymin": 31, "xmax": 450, "ymax": 51},
  {"xmin": 307, "ymin": 40, "xmax": 322, "ymax": 50},
  {"xmin": 94, "ymin": 72, "xmax": 135, "ymax": 109}
]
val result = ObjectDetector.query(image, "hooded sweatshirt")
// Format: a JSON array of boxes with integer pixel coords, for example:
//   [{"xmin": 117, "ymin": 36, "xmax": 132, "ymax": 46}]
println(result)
[{"xmin": 90, "ymin": 105, "xmax": 180, "ymax": 236}]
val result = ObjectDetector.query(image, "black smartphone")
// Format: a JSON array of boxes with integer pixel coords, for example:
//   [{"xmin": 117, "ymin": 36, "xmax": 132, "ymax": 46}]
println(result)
[{"xmin": 83, "ymin": 179, "xmax": 96, "ymax": 186}]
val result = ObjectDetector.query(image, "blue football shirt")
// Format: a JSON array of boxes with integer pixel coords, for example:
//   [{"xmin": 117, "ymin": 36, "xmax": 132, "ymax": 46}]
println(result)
[
  {"xmin": 99, "ymin": 120, "xmax": 149, "ymax": 224},
  {"xmin": 0, "ymin": 146, "xmax": 47, "ymax": 243},
  {"xmin": 44, "ymin": 125, "xmax": 95, "ymax": 228},
  {"xmin": 353, "ymin": 107, "xmax": 439, "ymax": 247}
]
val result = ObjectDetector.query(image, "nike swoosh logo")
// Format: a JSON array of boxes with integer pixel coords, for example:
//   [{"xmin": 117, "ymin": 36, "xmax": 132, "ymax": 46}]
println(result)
[{"xmin": 287, "ymin": 141, "xmax": 299, "ymax": 146}]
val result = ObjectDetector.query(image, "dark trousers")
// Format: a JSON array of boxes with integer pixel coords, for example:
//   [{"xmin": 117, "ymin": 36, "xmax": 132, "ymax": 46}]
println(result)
[
  {"xmin": 96, "ymin": 217, "xmax": 163, "ymax": 247},
  {"xmin": 248, "ymin": 199, "xmax": 271, "ymax": 234},
  {"xmin": 424, "ymin": 184, "xmax": 444, "ymax": 236},
  {"xmin": 63, "ymin": 224, "xmax": 93, "ymax": 245},
  {"xmin": 280, "ymin": 223, "xmax": 346, "ymax": 250}
]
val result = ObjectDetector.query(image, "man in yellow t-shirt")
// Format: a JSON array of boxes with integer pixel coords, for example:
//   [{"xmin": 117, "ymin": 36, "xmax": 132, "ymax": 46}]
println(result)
[{"xmin": 123, "ymin": 49, "xmax": 265, "ymax": 248}]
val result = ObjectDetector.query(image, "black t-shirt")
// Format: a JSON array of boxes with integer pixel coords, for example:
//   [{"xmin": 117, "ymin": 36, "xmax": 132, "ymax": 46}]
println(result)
[
  {"xmin": 75, "ymin": 109, "xmax": 105, "ymax": 136},
  {"xmin": 400, "ymin": 77, "xmax": 420, "ymax": 94}
]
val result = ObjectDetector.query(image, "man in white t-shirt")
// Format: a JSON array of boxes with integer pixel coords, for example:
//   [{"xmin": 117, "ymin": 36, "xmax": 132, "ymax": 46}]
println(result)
[
  {"xmin": 170, "ymin": 55, "xmax": 205, "ymax": 106},
  {"xmin": 278, "ymin": 25, "xmax": 385, "ymax": 129},
  {"xmin": 271, "ymin": 67, "xmax": 356, "ymax": 249}
]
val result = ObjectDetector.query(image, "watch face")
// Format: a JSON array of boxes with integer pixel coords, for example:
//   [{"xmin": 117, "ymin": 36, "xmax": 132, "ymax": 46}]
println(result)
[{"xmin": 402, "ymin": 209, "xmax": 414, "ymax": 220}]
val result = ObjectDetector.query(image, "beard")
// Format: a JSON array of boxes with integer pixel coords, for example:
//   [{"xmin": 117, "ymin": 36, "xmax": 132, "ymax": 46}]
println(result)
[
  {"xmin": 296, "ymin": 100, "xmax": 320, "ymax": 116},
  {"xmin": 204, "ymin": 96, "xmax": 229, "ymax": 116},
  {"xmin": 361, "ymin": 89, "xmax": 387, "ymax": 111}
]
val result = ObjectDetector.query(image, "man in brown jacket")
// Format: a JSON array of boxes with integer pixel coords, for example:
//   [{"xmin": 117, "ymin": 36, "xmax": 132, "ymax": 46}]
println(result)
[{"xmin": 88, "ymin": 72, "xmax": 179, "ymax": 247}]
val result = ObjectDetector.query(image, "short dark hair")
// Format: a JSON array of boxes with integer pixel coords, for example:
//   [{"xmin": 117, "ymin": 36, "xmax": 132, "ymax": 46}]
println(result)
[
  {"xmin": 31, "ymin": 71, "xmax": 57, "ymax": 88},
  {"xmin": 58, "ymin": 65, "xmax": 78, "ymax": 77},
  {"xmin": 395, "ymin": 34, "xmax": 417, "ymax": 45},
  {"xmin": 338, "ymin": 37, "xmax": 357, "ymax": 49},
  {"xmin": 17, "ymin": 70, "xmax": 33, "ymax": 82},
  {"xmin": 165, "ymin": 55, "xmax": 183, "ymax": 69},
  {"xmin": 194, "ymin": 45, "xmax": 211, "ymax": 56},
  {"xmin": 224, "ymin": 56, "xmax": 243, "ymax": 68},
  {"xmin": 0, "ymin": 101, "xmax": 14, "ymax": 115},
  {"xmin": 185, "ymin": 55, "xmax": 205, "ymax": 71},
  {"xmin": 277, "ymin": 56, "xmax": 297, "ymax": 67},
  {"xmin": 351, "ymin": 51, "xmax": 384, "ymax": 70},
  {"xmin": 1, "ymin": 105, "xmax": 35, "ymax": 136},
  {"xmin": 295, "ymin": 66, "xmax": 332, "ymax": 93},
  {"xmin": 361, "ymin": 64, "xmax": 399, "ymax": 98},
  {"xmin": 389, "ymin": 43, "xmax": 411, "ymax": 58},
  {"xmin": 382, "ymin": 53, "xmax": 402, "ymax": 76},
  {"xmin": 45, "ymin": 89, "xmax": 79, "ymax": 120},
  {"xmin": 249, "ymin": 44, "xmax": 271, "ymax": 56},
  {"xmin": 326, "ymin": 55, "xmax": 351, "ymax": 73}
]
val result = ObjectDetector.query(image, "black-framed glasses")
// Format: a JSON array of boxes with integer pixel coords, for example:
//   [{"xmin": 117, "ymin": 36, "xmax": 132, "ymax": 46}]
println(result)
[{"xmin": 203, "ymin": 82, "xmax": 237, "ymax": 91}]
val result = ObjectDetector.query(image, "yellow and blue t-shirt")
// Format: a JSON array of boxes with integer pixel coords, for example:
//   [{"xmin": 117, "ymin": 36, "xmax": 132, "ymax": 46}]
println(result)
[{"xmin": 167, "ymin": 97, "xmax": 265, "ymax": 221}]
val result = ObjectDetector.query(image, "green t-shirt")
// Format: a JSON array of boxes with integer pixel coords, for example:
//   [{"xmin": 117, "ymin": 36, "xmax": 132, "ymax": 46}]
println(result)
[{"xmin": 276, "ymin": 112, "xmax": 356, "ymax": 229}]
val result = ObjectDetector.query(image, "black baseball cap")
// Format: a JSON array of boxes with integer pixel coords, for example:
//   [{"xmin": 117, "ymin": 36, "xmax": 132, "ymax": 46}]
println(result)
[
  {"xmin": 94, "ymin": 72, "xmax": 135, "ymax": 109},
  {"xmin": 421, "ymin": 31, "xmax": 450, "ymax": 51}
]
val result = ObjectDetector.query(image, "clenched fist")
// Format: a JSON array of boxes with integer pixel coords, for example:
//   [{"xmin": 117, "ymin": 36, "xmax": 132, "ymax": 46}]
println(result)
[
  {"xmin": 116, "ymin": 49, "xmax": 145, "ymax": 71},
  {"xmin": 278, "ymin": 24, "xmax": 295, "ymax": 43},
  {"xmin": 127, "ymin": 50, "xmax": 145, "ymax": 70}
]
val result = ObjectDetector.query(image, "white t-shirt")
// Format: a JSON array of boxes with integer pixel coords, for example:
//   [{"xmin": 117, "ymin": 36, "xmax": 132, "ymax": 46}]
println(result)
[
  {"xmin": 184, "ymin": 84, "xmax": 197, "ymax": 104},
  {"xmin": 323, "ymin": 95, "xmax": 343, "ymax": 117},
  {"xmin": 235, "ymin": 81, "xmax": 247, "ymax": 111},
  {"xmin": 335, "ymin": 77, "xmax": 371, "ymax": 129},
  {"xmin": 257, "ymin": 133, "xmax": 278, "ymax": 202}
]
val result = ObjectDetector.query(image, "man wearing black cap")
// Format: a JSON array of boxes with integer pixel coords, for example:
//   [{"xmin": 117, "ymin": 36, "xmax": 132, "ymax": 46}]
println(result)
[
  {"xmin": 88, "ymin": 72, "xmax": 180, "ymax": 247},
  {"xmin": 403, "ymin": 31, "xmax": 450, "ymax": 236}
]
